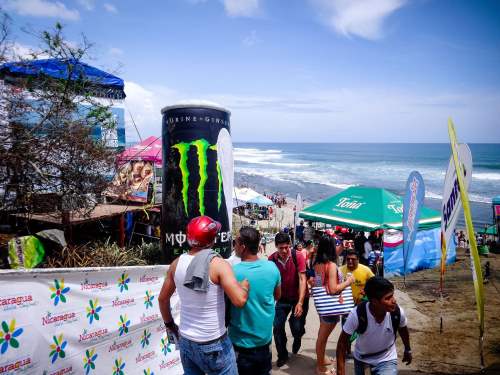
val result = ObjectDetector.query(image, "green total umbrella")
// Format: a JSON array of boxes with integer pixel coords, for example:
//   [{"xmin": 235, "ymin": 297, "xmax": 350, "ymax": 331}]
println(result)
[
  {"xmin": 477, "ymin": 224, "xmax": 497, "ymax": 236},
  {"xmin": 299, "ymin": 186, "xmax": 441, "ymax": 232}
]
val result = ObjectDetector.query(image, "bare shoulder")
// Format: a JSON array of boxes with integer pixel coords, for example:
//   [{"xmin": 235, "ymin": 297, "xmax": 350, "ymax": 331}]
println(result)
[
  {"xmin": 210, "ymin": 256, "xmax": 230, "ymax": 271},
  {"xmin": 168, "ymin": 257, "xmax": 180, "ymax": 277}
]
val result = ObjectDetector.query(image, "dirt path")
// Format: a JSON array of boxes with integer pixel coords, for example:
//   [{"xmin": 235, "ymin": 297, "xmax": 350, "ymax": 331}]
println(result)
[{"xmin": 268, "ymin": 248, "xmax": 500, "ymax": 374}]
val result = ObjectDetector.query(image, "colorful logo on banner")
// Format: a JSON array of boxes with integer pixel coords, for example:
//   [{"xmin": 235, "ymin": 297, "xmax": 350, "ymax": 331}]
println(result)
[
  {"xmin": 171, "ymin": 139, "xmax": 222, "ymax": 216},
  {"xmin": 118, "ymin": 315, "xmax": 131, "ymax": 336},
  {"xmin": 83, "ymin": 348, "xmax": 98, "ymax": 374},
  {"xmin": 144, "ymin": 291, "xmax": 154, "ymax": 309},
  {"xmin": 50, "ymin": 279, "xmax": 70, "ymax": 306},
  {"xmin": 113, "ymin": 357, "xmax": 126, "ymax": 375},
  {"xmin": 0, "ymin": 319, "xmax": 23, "ymax": 354},
  {"xmin": 143, "ymin": 369, "xmax": 155, "ymax": 375},
  {"xmin": 118, "ymin": 273, "xmax": 130, "ymax": 292},
  {"xmin": 160, "ymin": 336, "xmax": 174, "ymax": 355},
  {"xmin": 402, "ymin": 171, "xmax": 425, "ymax": 275},
  {"xmin": 141, "ymin": 329, "xmax": 151, "ymax": 348},
  {"xmin": 49, "ymin": 334, "xmax": 67, "ymax": 364},
  {"xmin": 86, "ymin": 299, "xmax": 102, "ymax": 324}
]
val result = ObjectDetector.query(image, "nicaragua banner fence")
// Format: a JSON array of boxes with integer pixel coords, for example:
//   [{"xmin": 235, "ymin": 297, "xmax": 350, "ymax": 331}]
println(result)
[{"xmin": 0, "ymin": 266, "xmax": 183, "ymax": 375}]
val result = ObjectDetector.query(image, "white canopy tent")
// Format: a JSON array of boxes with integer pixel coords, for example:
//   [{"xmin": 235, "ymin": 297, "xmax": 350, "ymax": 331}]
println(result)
[{"xmin": 232, "ymin": 187, "xmax": 273, "ymax": 207}]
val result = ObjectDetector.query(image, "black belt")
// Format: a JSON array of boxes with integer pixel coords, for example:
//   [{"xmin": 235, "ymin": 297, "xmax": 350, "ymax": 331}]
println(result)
[
  {"xmin": 189, "ymin": 332, "xmax": 227, "ymax": 345},
  {"xmin": 234, "ymin": 341, "xmax": 271, "ymax": 354}
]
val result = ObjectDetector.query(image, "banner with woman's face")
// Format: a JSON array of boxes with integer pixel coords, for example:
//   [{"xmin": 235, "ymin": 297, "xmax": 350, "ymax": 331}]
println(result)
[{"xmin": 105, "ymin": 160, "xmax": 154, "ymax": 203}]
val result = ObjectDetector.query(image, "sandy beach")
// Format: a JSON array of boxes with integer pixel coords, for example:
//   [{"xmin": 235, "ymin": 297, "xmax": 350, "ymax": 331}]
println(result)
[{"xmin": 233, "ymin": 200, "xmax": 500, "ymax": 374}]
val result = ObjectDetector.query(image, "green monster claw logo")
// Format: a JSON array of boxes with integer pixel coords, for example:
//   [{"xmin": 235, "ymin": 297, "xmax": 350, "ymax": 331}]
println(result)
[{"xmin": 171, "ymin": 139, "xmax": 222, "ymax": 216}]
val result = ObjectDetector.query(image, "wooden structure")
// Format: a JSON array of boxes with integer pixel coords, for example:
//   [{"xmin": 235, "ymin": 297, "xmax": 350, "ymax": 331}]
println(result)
[{"xmin": 13, "ymin": 204, "xmax": 161, "ymax": 247}]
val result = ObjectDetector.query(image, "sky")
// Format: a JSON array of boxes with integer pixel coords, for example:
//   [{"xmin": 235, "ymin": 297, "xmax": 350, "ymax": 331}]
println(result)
[{"xmin": 3, "ymin": 0, "xmax": 500, "ymax": 143}]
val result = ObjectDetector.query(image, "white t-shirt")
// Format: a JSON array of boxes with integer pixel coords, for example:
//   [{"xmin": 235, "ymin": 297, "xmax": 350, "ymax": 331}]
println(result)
[
  {"xmin": 363, "ymin": 241, "xmax": 372, "ymax": 260},
  {"xmin": 343, "ymin": 302, "xmax": 407, "ymax": 365}
]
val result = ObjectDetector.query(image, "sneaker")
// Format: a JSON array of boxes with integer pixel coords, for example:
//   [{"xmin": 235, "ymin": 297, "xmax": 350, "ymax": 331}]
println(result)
[
  {"xmin": 277, "ymin": 356, "xmax": 288, "ymax": 367},
  {"xmin": 292, "ymin": 339, "xmax": 301, "ymax": 354}
]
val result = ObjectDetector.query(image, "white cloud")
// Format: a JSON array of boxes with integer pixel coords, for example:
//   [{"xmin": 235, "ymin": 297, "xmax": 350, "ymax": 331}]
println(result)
[
  {"xmin": 109, "ymin": 47, "xmax": 124, "ymax": 56},
  {"xmin": 77, "ymin": 0, "xmax": 95, "ymax": 11},
  {"xmin": 124, "ymin": 82, "xmax": 179, "ymax": 140},
  {"xmin": 310, "ymin": 0, "xmax": 406, "ymax": 40},
  {"xmin": 4, "ymin": 42, "xmax": 50, "ymax": 60},
  {"xmin": 4, "ymin": 0, "xmax": 80, "ymax": 21},
  {"xmin": 223, "ymin": 0, "xmax": 260, "ymax": 17},
  {"xmin": 103, "ymin": 3, "xmax": 118, "ymax": 13},
  {"xmin": 242, "ymin": 30, "xmax": 260, "ymax": 46},
  {"xmin": 122, "ymin": 81, "xmax": 500, "ymax": 143}
]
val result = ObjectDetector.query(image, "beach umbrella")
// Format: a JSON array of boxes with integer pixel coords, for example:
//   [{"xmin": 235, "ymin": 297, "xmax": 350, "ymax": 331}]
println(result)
[
  {"xmin": 298, "ymin": 186, "xmax": 440, "ymax": 231},
  {"xmin": 477, "ymin": 224, "xmax": 497, "ymax": 236}
]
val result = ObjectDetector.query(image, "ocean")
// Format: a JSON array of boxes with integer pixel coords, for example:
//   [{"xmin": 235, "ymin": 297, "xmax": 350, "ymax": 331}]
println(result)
[{"xmin": 233, "ymin": 143, "xmax": 500, "ymax": 228}]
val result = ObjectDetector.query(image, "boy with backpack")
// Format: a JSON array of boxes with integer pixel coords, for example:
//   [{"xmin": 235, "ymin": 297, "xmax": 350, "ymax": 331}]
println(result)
[{"xmin": 336, "ymin": 276, "xmax": 412, "ymax": 375}]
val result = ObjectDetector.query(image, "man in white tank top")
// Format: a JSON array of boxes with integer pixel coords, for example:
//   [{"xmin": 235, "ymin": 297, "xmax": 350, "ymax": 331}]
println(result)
[{"xmin": 159, "ymin": 216, "xmax": 249, "ymax": 375}]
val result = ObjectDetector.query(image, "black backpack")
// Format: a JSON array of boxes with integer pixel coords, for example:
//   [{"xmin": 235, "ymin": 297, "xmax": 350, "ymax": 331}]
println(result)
[
  {"xmin": 356, "ymin": 301, "xmax": 401, "ymax": 338},
  {"xmin": 271, "ymin": 248, "xmax": 299, "ymax": 271}
]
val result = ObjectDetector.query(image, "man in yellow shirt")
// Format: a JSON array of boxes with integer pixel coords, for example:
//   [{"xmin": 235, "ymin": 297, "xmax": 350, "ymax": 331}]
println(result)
[{"xmin": 340, "ymin": 250, "xmax": 374, "ymax": 305}]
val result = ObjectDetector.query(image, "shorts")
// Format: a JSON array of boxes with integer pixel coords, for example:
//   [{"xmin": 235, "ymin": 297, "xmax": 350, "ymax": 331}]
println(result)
[{"xmin": 320, "ymin": 315, "xmax": 340, "ymax": 324}]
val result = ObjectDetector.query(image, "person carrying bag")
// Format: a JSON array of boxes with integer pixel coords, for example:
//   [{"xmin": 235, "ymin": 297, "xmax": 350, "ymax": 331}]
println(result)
[{"xmin": 308, "ymin": 235, "xmax": 354, "ymax": 375}]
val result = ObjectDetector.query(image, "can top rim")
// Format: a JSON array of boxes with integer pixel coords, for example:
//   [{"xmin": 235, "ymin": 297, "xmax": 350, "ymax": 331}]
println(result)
[{"xmin": 161, "ymin": 102, "xmax": 231, "ymax": 115}]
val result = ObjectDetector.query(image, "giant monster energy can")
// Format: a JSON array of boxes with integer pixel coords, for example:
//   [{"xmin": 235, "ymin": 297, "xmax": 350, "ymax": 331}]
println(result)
[{"xmin": 161, "ymin": 103, "xmax": 233, "ymax": 262}]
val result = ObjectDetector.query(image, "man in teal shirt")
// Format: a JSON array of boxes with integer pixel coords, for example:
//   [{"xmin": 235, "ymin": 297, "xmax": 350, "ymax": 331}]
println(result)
[{"xmin": 229, "ymin": 227, "xmax": 281, "ymax": 375}]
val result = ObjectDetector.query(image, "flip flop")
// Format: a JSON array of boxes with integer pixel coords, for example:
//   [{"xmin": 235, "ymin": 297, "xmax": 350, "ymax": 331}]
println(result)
[
  {"xmin": 322, "ymin": 356, "xmax": 335, "ymax": 366},
  {"xmin": 316, "ymin": 366, "xmax": 336, "ymax": 375}
]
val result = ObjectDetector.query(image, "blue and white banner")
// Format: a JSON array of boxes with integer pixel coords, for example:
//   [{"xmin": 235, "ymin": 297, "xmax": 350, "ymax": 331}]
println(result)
[
  {"xmin": 0, "ymin": 266, "xmax": 183, "ymax": 375},
  {"xmin": 402, "ymin": 171, "xmax": 425, "ymax": 275},
  {"xmin": 384, "ymin": 228, "xmax": 456, "ymax": 277}
]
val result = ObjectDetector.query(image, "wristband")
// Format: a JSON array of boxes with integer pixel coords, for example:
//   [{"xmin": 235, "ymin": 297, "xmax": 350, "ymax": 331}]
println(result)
[
  {"xmin": 164, "ymin": 320, "xmax": 176, "ymax": 329},
  {"xmin": 404, "ymin": 348, "xmax": 412, "ymax": 353}
]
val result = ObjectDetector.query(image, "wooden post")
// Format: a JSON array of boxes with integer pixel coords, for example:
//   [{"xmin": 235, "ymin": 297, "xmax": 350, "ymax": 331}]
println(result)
[{"xmin": 118, "ymin": 214, "xmax": 125, "ymax": 248}]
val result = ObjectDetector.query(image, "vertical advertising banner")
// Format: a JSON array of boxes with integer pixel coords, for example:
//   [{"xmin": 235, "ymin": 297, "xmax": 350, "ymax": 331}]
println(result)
[
  {"xmin": 0, "ymin": 266, "xmax": 183, "ymax": 375},
  {"xmin": 448, "ymin": 119, "xmax": 485, "ymax": 341},
  {"xmin": 402, "ymin": 171, "xmax": 425, "ymax": 276},
  {"xmin": 441, "ymin": 143, "xmax": 473, "ymax": 248},
  {"xmin": 161, "ymin": 104, "xmax": 233, "ymax": 261}
]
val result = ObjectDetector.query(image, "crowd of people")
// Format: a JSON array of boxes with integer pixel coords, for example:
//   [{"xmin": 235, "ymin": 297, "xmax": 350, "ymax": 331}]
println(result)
[
  {"xmin": 159, "ymin": 215, "xmax": 412, "ymax": 375},
  {"xmin": 295, "ymin": 221, "xmax": 385, "ymax": 277},
  {"xmin": 264, "ymin": 192, "xmax": 287, "ymax": 208}
]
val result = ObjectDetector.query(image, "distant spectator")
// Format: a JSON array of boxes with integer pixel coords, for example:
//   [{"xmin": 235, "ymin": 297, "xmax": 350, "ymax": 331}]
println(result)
[
  {"xmin": 296, "ymin": 220, "xmax": 305, "ymax": 243},
  {"xmin": 303, "ymin": 222, "xmax": 315, "ymax": 243}
]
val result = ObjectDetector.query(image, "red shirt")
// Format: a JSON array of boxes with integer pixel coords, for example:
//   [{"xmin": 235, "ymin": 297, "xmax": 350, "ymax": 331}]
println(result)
[{"xmin": 269, "ymin": 250, "xmax": 306, "ymax": 302}]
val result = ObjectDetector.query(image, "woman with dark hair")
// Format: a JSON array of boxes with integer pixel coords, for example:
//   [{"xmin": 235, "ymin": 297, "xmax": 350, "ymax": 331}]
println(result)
[{"xmin": 310, "ymin": 235, "xmax": 354, "ymax": 374}]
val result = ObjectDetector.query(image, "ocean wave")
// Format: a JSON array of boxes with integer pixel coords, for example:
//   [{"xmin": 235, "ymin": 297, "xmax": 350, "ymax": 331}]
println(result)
[
  {"xmin": 467, "ymin": 194, "xmax": 492, "ymax": 204},
  {"xmin": 236, "ymin": 167, "xmax": 353, "ymax": 190},
  {"xmin": 234, "ymin": 147, "xmax": 312, "ymax": 167},
  {"xmin": 425, "ymin": 191, "xmax": 443, "ymax": 200},
  {"xmin": 473, "ymin": 172, "xmax": 500, "ymax": 181}
]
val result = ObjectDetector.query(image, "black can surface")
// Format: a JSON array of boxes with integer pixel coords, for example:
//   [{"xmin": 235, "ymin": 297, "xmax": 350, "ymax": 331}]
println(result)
[{"xmin": 161, "ymin": 104, "xmax": 233, "ymax": 261}]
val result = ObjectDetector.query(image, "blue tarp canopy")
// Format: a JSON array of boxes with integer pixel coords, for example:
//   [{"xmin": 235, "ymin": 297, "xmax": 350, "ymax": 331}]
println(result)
[{"xmin": 0, "ymin": 58, "xmax": 125, "ymax": 99}]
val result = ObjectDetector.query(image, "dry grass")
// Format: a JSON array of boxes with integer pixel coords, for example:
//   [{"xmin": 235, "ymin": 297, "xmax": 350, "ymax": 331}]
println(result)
[{"xmin": 42, "ymin": 239, "xmax": 162, "ymax": 268}]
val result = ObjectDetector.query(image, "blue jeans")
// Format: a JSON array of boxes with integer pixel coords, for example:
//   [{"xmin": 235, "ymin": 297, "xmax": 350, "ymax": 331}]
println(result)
[
  {"xmin": 234, "ymin": 343, "xmax": 272, "ymax": 375},
  {"xmin": 178, "ymin": 334, "xmax": 238, "ymax": 375},
  {"xmin": 354, "ymin": 358, "xmax": 398, "ymax": 375},
  {"xmin": 273, "ymin": 300, "xmax": 305, "ymax": 359}
]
